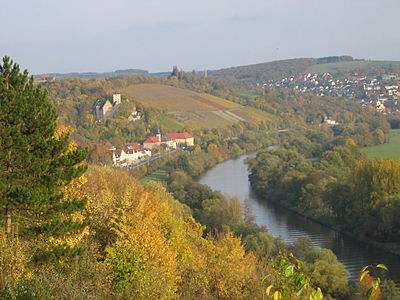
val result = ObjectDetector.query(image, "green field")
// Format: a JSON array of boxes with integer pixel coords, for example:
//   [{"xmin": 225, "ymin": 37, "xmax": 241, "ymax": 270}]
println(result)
[
  {"xmin": 141, "ymin": 169, "xmax": 168, "ymax": 184},
  {"xmin": 236, "ymin": 89, "xmax": 261, "ymax": 98},
  {"xmin": 362, "ymin": 130, "xmax": 400, "ymax": 158},
  {"xmin": 157, "ymin": 114, "xmax": 184, "ymax": 131},
  {"xmin": 306, "ymin": 60, "xmax": 400, "ymax": 75},
  {"xmin": 122, "ymin": 83, "xmax": 276, "ymax": 129}
]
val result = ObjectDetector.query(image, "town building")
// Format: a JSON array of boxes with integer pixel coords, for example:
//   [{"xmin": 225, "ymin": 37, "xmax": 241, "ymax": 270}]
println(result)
[
  {"xmin": 128, "ymin": 107, "xmax": 142, "ymax": 121},
  {"xmin": 94, "ymin": 92, "xmax": 121, "ymax": 120},
  {"xmin": 112, "ymin": 142, "xmax": 151, "ymax": 167},
  {"xmin": 165, "ymin": 132, "xmax": 194, "ymax": 147},
  {"xmin": 143, "ymin": 134, "xmax": 177, "ymax": 149}
]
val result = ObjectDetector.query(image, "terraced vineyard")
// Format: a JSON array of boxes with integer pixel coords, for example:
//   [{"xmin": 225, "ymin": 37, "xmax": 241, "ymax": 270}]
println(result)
[{"xmin": 122, "ymin": 84, "xmax": 276, "ymax": 129}]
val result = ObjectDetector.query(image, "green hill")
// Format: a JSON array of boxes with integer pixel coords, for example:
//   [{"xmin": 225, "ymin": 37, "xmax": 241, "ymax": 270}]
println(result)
[
  {"xmin": 210, "ymin": 56, "xmax": 400, "ymax": 82},
  {"xmin": 122, "ymin": 83, "xmax": 277, "ymax": 129}
]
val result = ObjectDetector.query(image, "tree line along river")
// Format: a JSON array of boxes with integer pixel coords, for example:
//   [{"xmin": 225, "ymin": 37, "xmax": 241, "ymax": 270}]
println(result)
[{"xmin": 199, "ymin": 153, "xmax": 400, "ymax": 285}]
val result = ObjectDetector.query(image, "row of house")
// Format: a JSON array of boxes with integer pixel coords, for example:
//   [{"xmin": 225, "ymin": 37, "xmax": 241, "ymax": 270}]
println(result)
[
  {"xmin": 262, "ymin": 72, "xmax": 400, "ymax": 113},
  {"xmin": 143, "ymin": 132, "xmax": 194, "ymax": 149},
  {"xmin": 92, "ymin": 132, "xmax": 194, "ymax": 167},
  {"xmin": 113, "ymin": 143, "xmax": 152, "ymax": 166}
]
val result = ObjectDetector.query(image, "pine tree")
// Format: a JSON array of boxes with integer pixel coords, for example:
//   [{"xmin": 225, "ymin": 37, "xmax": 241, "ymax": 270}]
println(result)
[{"xmin": 0, "ymin": 57, "xmax": 88, "ymax": 259}]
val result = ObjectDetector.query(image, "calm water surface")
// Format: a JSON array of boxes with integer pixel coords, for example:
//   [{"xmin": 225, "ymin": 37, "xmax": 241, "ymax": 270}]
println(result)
[{"xmin": 199, "ymin": 153, "xmax": 400, "ymax": 283}]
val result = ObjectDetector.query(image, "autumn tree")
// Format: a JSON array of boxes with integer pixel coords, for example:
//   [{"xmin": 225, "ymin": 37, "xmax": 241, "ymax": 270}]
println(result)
[{"xmin": 0, "ymin": 57, "xmax": 87, "ymax": 257}]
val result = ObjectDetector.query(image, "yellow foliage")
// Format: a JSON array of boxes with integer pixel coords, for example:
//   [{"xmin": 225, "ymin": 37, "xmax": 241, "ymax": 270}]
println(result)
[
  {"xmin": 208, "ymin": 232, "xmax": 259, "ymax": 299},
  {"xmin": 82, "ymin": 166, "xmax": 261, "ymax": 299},
  {"xmin": 54, "ymin": 125, "xmax": 77, "ymax": 151},
  {"xmin": 0, "ymin": 234, "xmax": 30, "ymax": 288}
]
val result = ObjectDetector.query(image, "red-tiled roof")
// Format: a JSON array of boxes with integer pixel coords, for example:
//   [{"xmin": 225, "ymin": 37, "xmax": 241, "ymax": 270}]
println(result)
[
  {"xmin": 143, "ymin": 136, "xmax": 160, "ymax": 144},
  {"xmin": 125, "ymin": 143, "xmax": 144, "ymax": 150},
  {"xmin": 161, "ymin": 136, "xmax": 174, "ymax": 142},
  {"xmin": 165, "ymin": 132, "xmax": 193, "ymax": 139}
]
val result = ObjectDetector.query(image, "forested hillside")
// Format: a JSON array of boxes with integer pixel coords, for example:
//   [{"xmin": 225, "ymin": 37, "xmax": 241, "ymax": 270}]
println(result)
[
  {"xmin": 210, "ymin": 56, "xmax": 400, "ymax": 82},
  {"xmin": 210, "ymin": 58, "xmax": 317, "ymax": 81}
]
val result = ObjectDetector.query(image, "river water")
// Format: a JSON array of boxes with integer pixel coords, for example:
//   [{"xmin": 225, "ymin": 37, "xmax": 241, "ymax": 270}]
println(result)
[{"xmin": 199, "ymin": 153, "xmax": 400, "ymax": 284}]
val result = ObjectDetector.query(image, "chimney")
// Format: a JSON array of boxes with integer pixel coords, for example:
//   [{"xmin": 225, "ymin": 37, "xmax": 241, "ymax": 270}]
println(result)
[{"xmin": 156, "ymin": 134, "xmax": 161, "ymax": 142}]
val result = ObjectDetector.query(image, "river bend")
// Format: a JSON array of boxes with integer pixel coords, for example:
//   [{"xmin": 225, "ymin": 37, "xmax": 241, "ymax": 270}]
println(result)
[{"xmin": 199, "ymin": 153, "xmax": 400, "ymax": 284}]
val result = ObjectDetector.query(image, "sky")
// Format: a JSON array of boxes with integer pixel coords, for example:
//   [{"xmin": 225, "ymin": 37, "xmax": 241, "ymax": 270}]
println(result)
[{"xmin": 1, "ymin": 0, "xmax": 399, "ymax": 74}]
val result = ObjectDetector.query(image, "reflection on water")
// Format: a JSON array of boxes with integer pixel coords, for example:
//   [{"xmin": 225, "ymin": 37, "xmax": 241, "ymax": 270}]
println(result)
[{"xmin": 199, "ymin": 154, "xmax": 400, "ymax": 283}]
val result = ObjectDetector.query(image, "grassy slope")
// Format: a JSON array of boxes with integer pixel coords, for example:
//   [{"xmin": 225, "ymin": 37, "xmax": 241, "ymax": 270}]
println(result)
[
  {"xmin": 122, "ymin": 83, "xmax": 276, "ymax": 129},
  {"xmin": 306, "ymin": 60, "xmax": 400, "ymax": 75},
  {"xmin": 362, "ymin": 129, "xmax": 400, "ymax": 158}
]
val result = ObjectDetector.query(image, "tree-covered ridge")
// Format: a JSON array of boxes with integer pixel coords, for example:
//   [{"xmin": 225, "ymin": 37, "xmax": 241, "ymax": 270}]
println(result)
[
  {"xmin": 210, "ymin": 56, "xmax": 400, "ymax": 82},
  {"xmin": 210, "ymin": 58, "xmax": 318, "ymax": 82}
]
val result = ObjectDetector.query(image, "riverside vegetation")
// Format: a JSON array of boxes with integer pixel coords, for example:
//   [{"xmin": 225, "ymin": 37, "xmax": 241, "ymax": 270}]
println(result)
[{"xmin": 1, "ymin": 57, "xmax": 399, "ymax": 299}]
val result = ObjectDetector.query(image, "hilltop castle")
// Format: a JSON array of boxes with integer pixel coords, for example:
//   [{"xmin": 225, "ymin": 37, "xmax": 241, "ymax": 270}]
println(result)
[{"xmin": 94, "ymin": 92, "xmax": 121, "ymax": 120}]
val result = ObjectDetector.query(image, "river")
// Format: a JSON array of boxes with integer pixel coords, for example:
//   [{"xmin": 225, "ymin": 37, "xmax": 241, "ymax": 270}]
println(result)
[{"xmin": 199, "ymin": 153, "xmax": 400, "ymax": 284}]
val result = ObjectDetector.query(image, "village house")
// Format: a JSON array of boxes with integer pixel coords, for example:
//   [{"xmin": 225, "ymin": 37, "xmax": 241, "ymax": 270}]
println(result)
[
  {"xmin": 143, "ymin": 134, "xmax": 177, "ymax": 149},
  {"xmin": 112, "ymin": 142, "xmax": 151, "ymax": 167},
  {"xmin": 128, "ymin": 107, "xmax": 142, "ymax": 121},
  {"xmin": 323, "ymin": 115, "xmax": 339, "ymax": 126},
  {"xmin": 94, "ymin": 92, "xmax": 121, "ymax": 120},
  {"xmin": 376, "ymin": 99, "xmax": 386, "ymax": 113},
  {"xmin": 165, "ymin": 132, "xmax": 194, "ymax": 147}
]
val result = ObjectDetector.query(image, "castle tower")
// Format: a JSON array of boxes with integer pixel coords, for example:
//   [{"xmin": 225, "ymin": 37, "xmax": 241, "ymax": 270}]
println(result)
[{"xmin": 112, "ymin": 92, "xmax": 121, "ymax": 105}]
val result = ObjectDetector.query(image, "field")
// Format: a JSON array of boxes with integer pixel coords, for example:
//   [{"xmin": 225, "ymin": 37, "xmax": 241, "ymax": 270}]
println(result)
[
  {"xmin": 236, "ymin": 89, "xmax": 261, "ymax": 98},
  {"xmin": 362, "ymin": 129, "xmax": 400, "ymax": 158},
  {"xmin": 141, "ymin": 169, "xmax": 168, "ymax": 184},
  {"xmin": 122, "ymin": 84, "xmax": 276, "ymax": 129},
  {"xmin": 306, "ymin": 60, "xmax": 400, "ymax": 75},
  {"xmin": 157, "ymin": 114, "xmax": 184, "ymax": 131}
]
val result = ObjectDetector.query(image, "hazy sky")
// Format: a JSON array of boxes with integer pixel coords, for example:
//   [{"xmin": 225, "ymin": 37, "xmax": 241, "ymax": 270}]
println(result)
[{"xmin": 1, "ymin": 0, "xmax": 399, "ymax": 74}]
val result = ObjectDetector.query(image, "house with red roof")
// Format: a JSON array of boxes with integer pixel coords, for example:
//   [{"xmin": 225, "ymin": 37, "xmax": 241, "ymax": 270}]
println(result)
[
  {"xmin": 143, "ymin": 134, "xmax": 177, "ymax": 149},
  {"xmin": 165, "ymin": 132, "xmax": 194, "ymax": 147}
]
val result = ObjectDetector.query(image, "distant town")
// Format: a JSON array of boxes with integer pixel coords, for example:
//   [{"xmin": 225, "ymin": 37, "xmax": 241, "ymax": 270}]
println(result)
[{"xmin": 261, "ymin": 73, "xmax": 400, "ymax": 114}]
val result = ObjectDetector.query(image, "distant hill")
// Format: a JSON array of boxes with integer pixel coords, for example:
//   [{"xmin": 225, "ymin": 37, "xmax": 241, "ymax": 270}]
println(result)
[
  {"xmin": 35, "ymin": 69, "xmax": 174, "ymax": 80},
  {"xmin": 210, "ymin": 58, "xmax": 317, "ymax": 81},
  {"xmin": 306, "ymin": 60, "xmax": 400, "ymax": 76},
  {"xmin": 122, "ymin": 83, "xmax": 277, "ymax": 129},
  {"xmin": 210, "ymin": 56, "xmax": 400, "ymax": 82},
  {"xmin": 35, "ymin": 69, "xmax": 150, "ymax": 80}
]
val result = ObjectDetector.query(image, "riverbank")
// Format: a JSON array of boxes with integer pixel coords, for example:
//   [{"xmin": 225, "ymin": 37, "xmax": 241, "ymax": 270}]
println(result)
[
  {"xmin": 200, "ymin": 153, "xmax": 400, "ymax": 284},
  {"xmin": 264, "ymin": 197, "xmax": 400, "ymax": 257}
]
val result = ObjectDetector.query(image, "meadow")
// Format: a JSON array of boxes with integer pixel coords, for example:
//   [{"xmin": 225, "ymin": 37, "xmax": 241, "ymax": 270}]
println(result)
[
  {"xmin": 141, "ymin": 168, "xmax": 168, "ymax": 183},
  {"xmin": 362, "ymin": 129, "xmax": 400, "ymax": 158}
]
